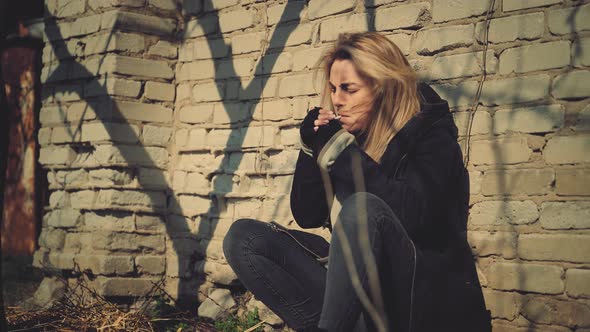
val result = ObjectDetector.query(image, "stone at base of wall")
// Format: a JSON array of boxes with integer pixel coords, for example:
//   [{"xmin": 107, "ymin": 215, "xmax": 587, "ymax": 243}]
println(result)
[
  {"xmin": 197, "ymin": 288, "xmax": 236, "ymax": 320},
  {"xmin": 20, "ymin": 277, "xmax": 65, "ymax": 310}
]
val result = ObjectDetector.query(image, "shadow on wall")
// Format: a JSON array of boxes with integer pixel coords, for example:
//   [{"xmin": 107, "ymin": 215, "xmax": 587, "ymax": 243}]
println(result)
[{"xmin": 41, "ymin": 0, "xmax": 313, "ymax": 309}]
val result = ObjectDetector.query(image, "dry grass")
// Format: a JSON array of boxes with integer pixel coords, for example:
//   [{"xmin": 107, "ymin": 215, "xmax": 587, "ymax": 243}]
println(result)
[{"xmin": 4, "ymin": 274, "xmax": 216, "ymax": 332}]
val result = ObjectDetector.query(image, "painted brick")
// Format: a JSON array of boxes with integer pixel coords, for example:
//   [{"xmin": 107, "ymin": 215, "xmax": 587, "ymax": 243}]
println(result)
[
  {"xmin": 269, "ymin": 150, "xmax": 299, "ymax": 173},
  {"xmin": 88, "ymin": 0, "xmax": 144, "ymax": 10},
  {"xmin": 541, "ymin": 201, "xmax": 590, "ymax": 230},
  {"xmin": 76, "ymin": 255, "xmax": 134, "ymax": 275},
  {"xmin": 169, "ymin": 195, "xmax": 211, "ymax": 217},
  {"xmin": 149, "ymin": 0, "xmax": 176, "ymax": 10},
  {"xmin": 493, "ymin": 105, "xmax": 564, "ymax": 134},
  {"xmin": 192, "ymin": 82, "xmax": 225, "ymax": 102},
  {"xmin": 38, "ymin": 128, "xmax": 51, "ymax": 145},
  {"xmin": 93, "ymin": 145, "xmax": 169, "ymax": 168},
  {"xmin": 467, "ymin": 231, "xmax": 517, "ymax": 258},
  {"xmin": 145, "ymin": 82, "xmax": 175, "ymax": 101},
  {"xmin": 292, "ymin": 47, "xmax": 326, "ymax": 71},
  {"xmin": 518, "ymin": 234, "xmax": 590, "ymax": 263},
  {"xmin": 548, "ymin": 4, "xmax": 590, "ymax": 35},
  {"xmin": 180, "ymin": 39, "xmax": 229, "ymax": 62},
  {"xmin": 213, "ymin": 103, "xmax": 252, "ymax": 124},
  {"xmin": 56, "ymin": 0, "xmax": 85, "ymax": 18},
  {"xmin": 100, "ymin": 11, "xmax": 176, "ymax": 36},
  {"xmin": 521, "ymin": 297, "xmax": 590, "ymax": 327},
  {"xmin": 95, "ymin": 277, "xmax": 161, "ymax": 296},
  {"xmin": 217, "ymin": 57, "xmax": 256, "ymax": 78},
  {"xmin": 179, "ymin": 105, "xmax": 214, "ymax": 124},
  {"xmin": 40, "ymin": 106, "xmax": 66, "ymax": 125},
  {"xmin": 566, "ymin": 269, "xmax": 590, "ymax": 298},
  {"xmin": 308, "ymin": 0, "xmax": 355, "ymax": 20},
  {"xmin": 271, "ymin": 23, "xmax": 312, "ymax": 47},
  {"xmin": 469, "ymin": 136, "xmax": 532, "ymax": 165},
  {"xmin": 386, "ymin": 33, "xmax": 411, "ymax": 55},
  {"xmin": 89, "ymin": 169, "xmax": 133, "ymax": 186},
  {"xmin": 552, "ymin": 70, "xmax": 590, "ymax": 99},
  {"xmin": 85, "ymin": 77, "xmax": 141, "ymax": 98},
  {"xmin": 544, "ymin": 135, "xmax": 590, "ymax": 164},
  {"xmin": 267, "ymin": 1, "xmax": 305, "ymax": 25},
  {"xmin": 176, "ymin": 60, "xmax": 216, "ymax": 81},
  {"xmin": 425, "ymin": 50, "xmax": 497, "ymax": 80},
  {"xmin": 573, "ymin": 37, "xmax": 590, "ymax": 67},
  {"xmin": 482, "ymin": 289, "xmax": 522, "ymax": 320},
  {"xmin": 499, "ymin": 41, "xmax": 570, "ymax": 74},
  {"xmin": 135, "ymin": 256, "xmax": 165, "ymax": 275},
  {"xmin": 504, "ymin": 0, "xmax": 561, "ymax": 11},
  {"xmin": 257, "ymin": 52, "xmax": 292, "ymax": 75},
  {"xmin": 252, "ymin": 101, "xmax": 291, "ymax": 122},
  {"xmin": 39, "ymin": 146, "xmax": 76, "ymax": 165},
  {"xmin": 218, "ymin": 9, "xmax": 255, "ymax": 33},
  {"xmin": 375, "ymin": 2, "xmax": 430, "ymax": 31},
  {"xmin": 70, "ymin": 14, "xmax": 102, "ymax": 37},
  {"xmin": 320, "ymin": 14, "xmax": 369, "ymax": 42},
  {"xmin": 80, "ymin": 122, "xmax": 140, "ymax": 143},
  {"xmin": 106, "ymin": 55, "xmax": 174, "ymax": 79},
  {"xmin": 428, "ymin": 81, "xmax": 480, "ymax": 108},
  {"xmin": 487, "ymin": 262, "xmax": 564, "ymax": 294},
  {"xmin": 84, "ymin": 32, "xmax": 144, "ymax": 56},
  {"xmin": 137, "ymin": 168, "xmax": 170, "ymax": 189},
  {"xmin": 555, "ymin": 169, "xmax": 590, "ymax": 196},
  {"xmin": 95, "ymin": 189, "xmax": 167, "ymax": 210},
  {"xmin": 453, "ymin": 111, "xmax": 492, "ymax": 136},
  {"xmin": 279, "ymin": 73, "xmax": 321, "ymax": 97},
  {"xmin": 69, "ymin": 190, "xmax": 95, "ymax": 209},
  {"xmin": 176, "ymin": 84, "xmax": 192, "ymax": 102},
  {"xmin": 203, "ymin": 0, "xmax": 239, "ymax": 11},
  {"xmin": 184, "ymin": 16, "xmax": 218, "ymax": 38},
  {"xmin": 469, "ymin": 171, "xmax": 482, "ymax": 194},
  {"xmin": 481, "ymin": 169, "xmax": 554, "ymax": 196},
  {"xmin": 414, "ymin": 24, "xmax": 473, "ymax": 55},
  {"xmin": 231, "ymin": 32, "xmax": 265, "ymax": 55},
  {"xmin": 142, "ymin": 125, "xmax": 172, "ymax": 146},
  {"xmin": 475, "ymin": 13, "xmax": 544, "ymax": 44},
  {"xmin": 147, "ymin": 40, "xmax": 177, "ymax": 59},
  {"xmin": 469, "ymin": 200, "xmax": 538, "ymax": 226},
  {"xmin": 113, "ymin": 101, "xmax": 173, "ymax": 123},
  {"xmin": 480, "ymin": 75, "xmax": 550, "ymax": 106},
  {"xmin": 433, "ymin": 0, "xmax": 490, "ymax": 22}
]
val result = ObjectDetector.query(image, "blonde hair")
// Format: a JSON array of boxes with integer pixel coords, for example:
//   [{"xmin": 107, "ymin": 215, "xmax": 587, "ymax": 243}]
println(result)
[{"xmin": 318, "ymin": 32, "xmax": 420, "ymax": 162}]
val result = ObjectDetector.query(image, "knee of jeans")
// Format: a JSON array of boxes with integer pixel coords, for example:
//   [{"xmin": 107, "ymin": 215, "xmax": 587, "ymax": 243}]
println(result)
[
  {"xmin": 223, "ymin": 218, "xmax": 258, "ymax": 264},
  {"xmin": 338, "ymin": 192, "xmax": 390, "ymax": 229}
]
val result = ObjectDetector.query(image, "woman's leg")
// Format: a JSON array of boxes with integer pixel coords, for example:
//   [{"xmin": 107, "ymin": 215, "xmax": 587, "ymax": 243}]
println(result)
[
  {"xmin": 223, "ymin": 219, "xmax": 329, "ymax": 331},
  {"xmin": 319, "ymin": 192, "xmax": 418, "ymax": 332}
]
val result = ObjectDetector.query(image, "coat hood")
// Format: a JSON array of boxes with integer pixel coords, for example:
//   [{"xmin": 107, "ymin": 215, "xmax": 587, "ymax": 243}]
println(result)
[{"xmin": 394, "ymin": 83, "xmax": 458, "ymax": 153}]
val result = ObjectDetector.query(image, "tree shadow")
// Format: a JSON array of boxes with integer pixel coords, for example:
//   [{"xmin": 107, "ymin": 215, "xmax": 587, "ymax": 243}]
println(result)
[{"xmin": 41, "ymin": 0, "xmax": 305, "ymax": 310}]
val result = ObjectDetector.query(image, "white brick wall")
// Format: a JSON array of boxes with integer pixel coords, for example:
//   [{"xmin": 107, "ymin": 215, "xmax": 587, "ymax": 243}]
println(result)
[{"xmin": 37, "ymin": 1, "xmax": 590, "ymax": 329}]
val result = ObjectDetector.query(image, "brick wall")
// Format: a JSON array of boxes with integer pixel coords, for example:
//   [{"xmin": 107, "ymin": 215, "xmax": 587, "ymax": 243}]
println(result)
[{"xmin": 37, "ymin": 0, "xmax": 589, "ymax": 329}]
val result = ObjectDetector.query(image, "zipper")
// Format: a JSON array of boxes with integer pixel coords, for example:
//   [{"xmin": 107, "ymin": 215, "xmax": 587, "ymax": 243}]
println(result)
[{"xmin": 268, "ymin": 222, "xmax": 328, "ymax": 263}]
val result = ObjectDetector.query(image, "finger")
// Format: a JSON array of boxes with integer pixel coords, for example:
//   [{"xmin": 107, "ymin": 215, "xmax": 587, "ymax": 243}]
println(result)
[{"xmin": 313, "ymin": 126, "xmax": 319, "ymax": 132}]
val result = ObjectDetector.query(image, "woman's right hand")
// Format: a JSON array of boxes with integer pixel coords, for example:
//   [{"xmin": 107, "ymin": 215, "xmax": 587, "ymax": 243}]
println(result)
[{"xmin": 300, "ymin": 107, "xmax": 343, "ymax": 156}]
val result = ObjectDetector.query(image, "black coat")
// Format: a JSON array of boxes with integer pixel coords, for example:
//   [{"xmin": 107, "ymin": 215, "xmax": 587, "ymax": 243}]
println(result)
[{"xmin": 290, "ymin": 83, "xmax": 491, "ymax": 331}]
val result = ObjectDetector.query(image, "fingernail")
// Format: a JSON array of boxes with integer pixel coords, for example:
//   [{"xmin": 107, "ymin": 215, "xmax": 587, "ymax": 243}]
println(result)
[
  {"xmin": 334, "ymin": 116, "xmax": 341, "ymax": 120},
  {"xmin": 313, "ymin": 126, "xmax": 319, "ymax": 131}
]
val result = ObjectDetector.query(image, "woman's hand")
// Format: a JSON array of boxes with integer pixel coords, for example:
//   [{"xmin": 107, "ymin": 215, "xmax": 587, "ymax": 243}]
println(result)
[
  {"xmin": 313, "ymin": 108, "xmax": 341, "ymax": 132},
  {"xmin": 300, "ymin": 107, "xmax": 344, "ymax": 158}
]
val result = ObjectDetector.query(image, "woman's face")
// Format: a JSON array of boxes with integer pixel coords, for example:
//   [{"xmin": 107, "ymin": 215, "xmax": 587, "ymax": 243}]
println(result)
[{"xmin": 329, "ymin": 59, "xmax": 375, "ymax": 133}]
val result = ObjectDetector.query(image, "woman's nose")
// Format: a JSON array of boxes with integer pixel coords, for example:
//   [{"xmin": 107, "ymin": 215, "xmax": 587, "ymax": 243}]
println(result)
[{"xmin": 332, "ymin": 91, "xmax": 344, "ymax": 108}]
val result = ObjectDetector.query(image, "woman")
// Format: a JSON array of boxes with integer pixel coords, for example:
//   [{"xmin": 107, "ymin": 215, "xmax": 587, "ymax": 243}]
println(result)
[{"xmin": 223, "ymin": 32, "xmax": 490, "ymax": 332}]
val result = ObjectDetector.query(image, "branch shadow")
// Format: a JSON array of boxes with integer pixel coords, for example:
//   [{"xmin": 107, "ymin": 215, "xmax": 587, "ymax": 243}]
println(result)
[{"xmin": 41, "ymin": 0, "xmax": 305, "ymax": 310}]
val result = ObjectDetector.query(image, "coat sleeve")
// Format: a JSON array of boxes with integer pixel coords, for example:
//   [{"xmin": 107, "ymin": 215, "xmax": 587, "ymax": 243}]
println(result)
[
  {"xmin": 290, "ymin": 150, "xmax": 330, "ymax": 229},
  {"xmin": 325, "ymin": 127, "xmax": 460, "ymax": 239}
]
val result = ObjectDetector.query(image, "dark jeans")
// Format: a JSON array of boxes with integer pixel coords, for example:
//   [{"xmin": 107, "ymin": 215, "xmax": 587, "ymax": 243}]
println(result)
[{"xmin": 223, "ymin": 192, "xmax": 417, "ymax": 332}]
